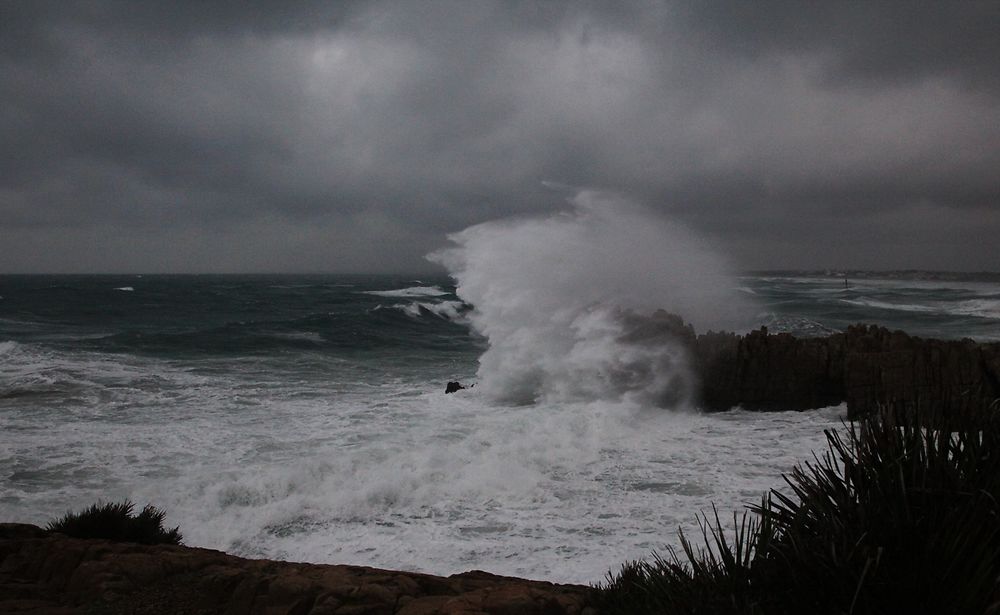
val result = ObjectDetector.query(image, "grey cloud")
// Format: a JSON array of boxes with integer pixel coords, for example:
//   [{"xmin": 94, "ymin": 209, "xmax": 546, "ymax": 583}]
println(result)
[
  {"xmin": 679, "ymin": 1, "xmax": 1000, "ymax": 91},
  {"xmin": 1, "ymin": 1, "xmax": 998, "ymax": 272}
]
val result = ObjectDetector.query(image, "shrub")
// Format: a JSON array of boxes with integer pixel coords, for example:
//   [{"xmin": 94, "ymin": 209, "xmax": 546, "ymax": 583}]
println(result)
[
  {"xmin": 47, "ymin": 500, "xmax": 182, "ymax": 545},
  {"xmin": 600, "ymin": 506, "xmax": 778, "ymax": 614},
  {"xmin": 598, "ymin": 406, "xmax": 1000, "ymax": 614}
]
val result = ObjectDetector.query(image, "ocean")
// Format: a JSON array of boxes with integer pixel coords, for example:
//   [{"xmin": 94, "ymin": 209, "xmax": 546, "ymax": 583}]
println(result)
[{"xmin": 2, "ymin": 268, "xmax": 999, "ymax": 584}]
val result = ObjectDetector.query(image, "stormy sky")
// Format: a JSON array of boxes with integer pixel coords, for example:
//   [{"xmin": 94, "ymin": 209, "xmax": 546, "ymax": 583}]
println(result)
[{"xmin": 2, "ymin": 1, "xmax": 998, "ymax": 273}]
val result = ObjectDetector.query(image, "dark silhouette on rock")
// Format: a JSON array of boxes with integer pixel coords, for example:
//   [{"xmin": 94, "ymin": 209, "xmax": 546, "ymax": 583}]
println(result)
[
  {"xmin": 0, "ymin": 524, "xmax": 595, "ymax": 614},
  {"xmin": 445, "ymin": 381, "xmax": 466, "ymax": 394},
  {"xmin": 691, "ymin": 324, "xmax": 1000, "ymax": 420}
]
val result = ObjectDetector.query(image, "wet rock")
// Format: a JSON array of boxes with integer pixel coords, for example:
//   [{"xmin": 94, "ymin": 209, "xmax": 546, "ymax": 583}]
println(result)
[
  {"xmin": 841, "ymin": 324, "xmax": 1000, "ymax": 421},
  {"xmin": 0, "ymin": 525, "xmax": 595, "ymax": 614},
  {"xmin": 694, "ymin": 327, "xmax": 845, "ymax": 412},
  {"xmin": 445, "ymin": 382, "xmax": 466, "ymax": 394},
  {"xmin": 693, "ymin": 323, "xmax": 1000, "ymax": 420}
]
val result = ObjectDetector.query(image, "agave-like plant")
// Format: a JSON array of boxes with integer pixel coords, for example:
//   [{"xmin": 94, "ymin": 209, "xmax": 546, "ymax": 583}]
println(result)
[
  {"xmin": 761, "ymin": 410, "xmax": 1000, "ymax": 614},
  {"xmin": 599, "ymin": 405, "xmax": 1000, "ymax": 614},
  {"xmin": 47, "ymin": 499, "xmax": 182, "ymax": 545},
  {"xmin": 598, "ymin": 504, "xmax": 779, "ymax": 614}
]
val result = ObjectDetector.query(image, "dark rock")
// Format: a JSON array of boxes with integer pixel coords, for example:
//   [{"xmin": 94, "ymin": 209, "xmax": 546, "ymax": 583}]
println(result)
[
  {"xmin": 444, "ymin": 382, "xmax": 465, "ymax": 394},
  {"xmin": 693, "ymin": 323, "xmax": 1000, "ymax": 421},
  {"xmin": 0, "ymin": 524, "xmax": 596, "ymax": 614},
  {"xmin": 694, "ymin": 327, "xmax": 845, "ymax": 412},
  {"xmin": 841, "ymin": 324, "xmax": 1000, "ymax": 421}
]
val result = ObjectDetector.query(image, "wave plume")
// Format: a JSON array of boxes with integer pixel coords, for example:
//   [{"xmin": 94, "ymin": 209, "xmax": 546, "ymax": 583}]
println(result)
[{"xmin": 430, "ymin": 191, "xmax": 752, "ymax": 407}]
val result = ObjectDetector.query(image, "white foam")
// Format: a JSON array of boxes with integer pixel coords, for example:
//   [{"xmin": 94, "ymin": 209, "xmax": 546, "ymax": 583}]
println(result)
[
  {"xmin": 430, "ymin": 191, "xmax": 754, "ymax": 406},
  {"xmin": 395, "ymin": 300, "xmax": 467, "ymax": 321},
  {"xmin": 0, "ymin": 340, "xmax": 214, "ymax": 407},
  {"xmin": 950, "ymin": 299, "xmax": 1000, "ymax": 320},
  {"xmin": 839, "ymin": 297, "xmax": 934, "ymax": 313},
  {"xmin": 124, "ymin": 389, "xmax": 844, "ymax": 583},
  {"xmin": 365, "ymin": 286, "xmax": 449, "ymax": 298},
  {"xmin": 0, "ymin": 331, "xmax": 846, "ymax": 585},
  {"xmin": 841, "ymin": 297, "xmax": 1000, "ymax": 320},
  {"xmin": 115, "ymin": 286, "xmax": 135, "ymax": 292}
]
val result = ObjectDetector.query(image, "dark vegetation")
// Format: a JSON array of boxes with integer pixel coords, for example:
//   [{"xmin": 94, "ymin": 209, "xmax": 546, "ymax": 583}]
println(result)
[
  {"xmin": 599, "ymin": 405, "xmax": 1000, "ymax": 614},
  {"xmin": 47, "ymin": 500, "xmax": 182, "ymax": 545}
]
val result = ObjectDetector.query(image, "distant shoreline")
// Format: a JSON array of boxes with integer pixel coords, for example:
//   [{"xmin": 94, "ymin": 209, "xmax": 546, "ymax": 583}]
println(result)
[{"xmin": 746, "ymin": 269, "xmax": 1000, "ymax": 283}]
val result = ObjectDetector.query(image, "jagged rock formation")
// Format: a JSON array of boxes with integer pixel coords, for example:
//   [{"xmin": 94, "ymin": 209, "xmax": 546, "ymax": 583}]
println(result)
[
  {"xmin": 0, "ymin": 524, "xmax": 595, "ymax": 615},
  {"xmin": 841, "ymin": 325, "xmax": 1000, "ymax": 420},
  {"xmin": 692, "ymin": 324, "xmax": 1000, "ymax": 419},
  {"xmin": 695, "ymin": 328, "xmax": 846, "ymax": 412}
]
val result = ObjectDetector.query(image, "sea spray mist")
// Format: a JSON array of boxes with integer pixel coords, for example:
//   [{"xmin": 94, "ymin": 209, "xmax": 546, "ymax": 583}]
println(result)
[{"xmin": 430, "ymin": 190, "xmax": 755, "ymax": 406}]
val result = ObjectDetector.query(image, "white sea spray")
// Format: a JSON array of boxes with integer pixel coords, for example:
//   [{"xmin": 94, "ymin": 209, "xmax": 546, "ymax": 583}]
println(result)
[{"xmin": 430, "ymin": 190, "xmax": 754, "ymax": 406}]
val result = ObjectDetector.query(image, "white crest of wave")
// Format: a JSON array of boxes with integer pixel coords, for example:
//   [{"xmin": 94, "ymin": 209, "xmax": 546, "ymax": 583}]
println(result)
[
  {"xmin": 430, "ymin": 191, "xmax": 753, "ymax": 407},
  {"xmin": 365, "ymin": 286, "xmax": 448, "ymax": 298},
  {"xmin": 396, "ymin": 300, "xmax": 467, "ymax": 321}
]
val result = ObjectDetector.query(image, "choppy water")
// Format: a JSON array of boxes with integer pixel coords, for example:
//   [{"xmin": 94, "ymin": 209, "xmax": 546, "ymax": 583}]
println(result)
[{"xmin": 1, "ymin": 270, "xmax": 998, "ymax": 584}]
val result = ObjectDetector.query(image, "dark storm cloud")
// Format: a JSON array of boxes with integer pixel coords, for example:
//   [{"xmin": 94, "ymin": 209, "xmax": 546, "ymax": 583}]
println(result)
[
  {"xmin": 1, "ymin": 0, "xmax": 998, "ymax": 272},
  {"xmin": 682, "ymin": 1, "xmax": 1000, "ymax": 91}
]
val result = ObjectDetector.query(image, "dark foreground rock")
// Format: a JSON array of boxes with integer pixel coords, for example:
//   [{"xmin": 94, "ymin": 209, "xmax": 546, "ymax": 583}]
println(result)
[
  {"xmin": 0, "ymin": 524, "xmax": 596, "ymax": 615},
  {"xmin": 693, "ymin": 323, "xmax": 1000, "ymax": 419}
]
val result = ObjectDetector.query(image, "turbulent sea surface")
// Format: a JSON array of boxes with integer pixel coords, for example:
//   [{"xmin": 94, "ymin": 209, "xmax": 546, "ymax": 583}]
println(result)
[{"xmin": 1, "ymin": 271, "xmax": 999, "ymax": 584}]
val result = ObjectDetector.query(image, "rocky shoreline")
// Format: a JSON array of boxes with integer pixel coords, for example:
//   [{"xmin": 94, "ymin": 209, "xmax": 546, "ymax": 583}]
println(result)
[
  {"xmin": 0, "ymin": 524, "xmax": 596, "ymax": 615},
  {"xmin": 624, "ymin": 313, "xmax": 1000, "ymax": 419},
  {"xmin": 9, "ymin": 322, "xmax": 999, "ymax": 614},
  {"xmin": 450, "ymin": 316, "xmax": 1000, "ymax": 419},
  {"xmin": 695, "ymin": 323, "xmax": 1000, "ymax": 419}
]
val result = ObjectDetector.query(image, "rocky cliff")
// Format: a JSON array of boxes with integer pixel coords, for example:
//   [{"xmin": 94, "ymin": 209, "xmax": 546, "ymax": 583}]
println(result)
[
  {"xmin": 0, "ymin": 524, "xmax": 595, "ymax": 615},
  {"xmin": 693, "ymin": 324, "xmax": 1000, "ymax": 419}
]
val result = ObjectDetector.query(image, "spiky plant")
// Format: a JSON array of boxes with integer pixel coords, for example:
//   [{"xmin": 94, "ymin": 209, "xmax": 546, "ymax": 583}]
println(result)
[
  {"xmin": 599, "ymin": 505, "xmax": 779, "ymax": 614},
  {"xmin": 759, "ymin": 411, "xmax": 1000, "ymax": 614},
  {"xmin": 599, "ymin": 406, "xmax": 1000, "ymax": 614},
  {"xmin": 47, "ymin": 500, "xmax": 182, "ymax": 545}
]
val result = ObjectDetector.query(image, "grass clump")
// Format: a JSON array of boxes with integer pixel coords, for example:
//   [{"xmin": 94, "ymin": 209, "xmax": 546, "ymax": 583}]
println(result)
[
  {"xmin": 599, "ymin": 407, "xmax": 1000, "ymax": 614},
  {"xmin": 47, "ymin": 500, "xmax": 182, "ymax": 545}
]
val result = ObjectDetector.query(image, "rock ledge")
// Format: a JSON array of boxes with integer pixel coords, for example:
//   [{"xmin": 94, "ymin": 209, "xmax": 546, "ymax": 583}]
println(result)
[{"xmin": 0, "ymin": 524, "xmax": 596, "ymax": 615}]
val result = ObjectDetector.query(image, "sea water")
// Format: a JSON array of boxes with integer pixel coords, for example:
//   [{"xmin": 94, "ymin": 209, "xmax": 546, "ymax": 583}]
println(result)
[{"xmin": 3, "ymin": 206, "xmax": 999, "ymax": 585}]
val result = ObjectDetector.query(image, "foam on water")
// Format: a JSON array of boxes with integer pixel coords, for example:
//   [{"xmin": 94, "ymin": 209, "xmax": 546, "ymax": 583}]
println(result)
[
  {"xmin": 393, "ymin": 300, "xmax": 468, "ymax": 321},
  {"xmin": 365, "ymin": 286, "xmax": 450, "ymax": 298},
  {"xmin": 952, "ymin": 299, "xmax": 1000, "ymax": 320},
  {"xmin": 840, "ymin": 297, "xmax": 939, "ymax": 313},
  {"xmin": 5, "ymin": 363, "xmax": 838, "ymax": 583},
  {"xmin": 202, "ymin": 397, "xmax": 840, "ymax": 583},
  {"xmin": 841, "ymin": 296, "xmax": 1000, "ymax": 320}
]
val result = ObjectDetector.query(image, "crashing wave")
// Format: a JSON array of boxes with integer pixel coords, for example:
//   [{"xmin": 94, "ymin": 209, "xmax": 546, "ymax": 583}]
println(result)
[{"xmin": 430, "ymin": 190, "xmax": 753, "ymax": 407}]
